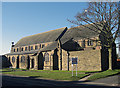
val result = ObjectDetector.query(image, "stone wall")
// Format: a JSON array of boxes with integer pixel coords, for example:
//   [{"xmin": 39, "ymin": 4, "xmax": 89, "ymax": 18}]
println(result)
[
  {"xmin": 7, "ymin": 55, "xmax": 18, "ymax": 68},
  {"xmin": 62, "ymin": 49, "xmax": 102, "ymax": 71},
  {"xmin": 6, "ymin": 45, "xmax": 103, "ymax": 71},
  {"xmin": 6, "ymin": 54, "xmax": 37, "ymax": 70},
  {"xmin": 62, "ymin": 50, "xmax": 68, "ymax": 71},
  {"xmin": 11, "ymin": 42, "xmax": 52, "ymax": 53}
]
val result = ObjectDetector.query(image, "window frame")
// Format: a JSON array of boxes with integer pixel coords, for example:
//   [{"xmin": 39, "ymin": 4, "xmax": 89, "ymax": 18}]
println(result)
[
  {"xmin": 82, "ymin": 40, "xmax": 85, "ymax": 48},
  {"xmin": 25, "ymin": 47, "xmax": 27, "ymax": 51},
  {"xmin": 42, "ymin": 44, "xmax": 45, "ymax": 48},
  {"xmin": 35, "ymin": 45, "xmax": 38, "ymax": 50},
  {"xmin": 21, "ymin": 56, "xmax": 25, "ymax": 63},
  {"xmin": 14, "ymin": 49, "xmax": 15, "ymax": 52},
  {"xmin": 87, "ymin": 40, "xmax": 93, "ymax": 46},
  {"xmin": 17, "ymin": 48, "xmax": 19, "ymax": 52},
  {"xmin": 31, "ymin": 46, "xmax": 33, "ymax": 50},
  {"xmin": 21, "ymin": 47, "xmax": 24, "ymax": 51},
  {"xmin": 44, "ymin": 52, "xmax": 49, "ymax": 62},
  {"xmin": 39, "ymin": 44, "xmax": 41, "ymax": 48},
  {"xmin": 12, "ymin": 56, "xmax": 15, "ymax": 63},
  {"xmin": 31, "ymin": 58, "xmax": 34, "ymax": 68}
]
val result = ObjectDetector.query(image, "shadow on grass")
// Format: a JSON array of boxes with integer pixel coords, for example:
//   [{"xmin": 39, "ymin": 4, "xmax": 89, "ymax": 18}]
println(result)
[
  {"xmin": 2, "ymin": 75, "xmax": 119, "ymax": 88},
  {"xmin": 29, "ymin": 76, "xmax": 42, "ymax": 78},
  {"xmin": 79, "ymin": 74, "xmax": 90, "ymax": 79},
  {"xmin": 85, "ymin": 71, "xmax": 103, "ymax": 74},
  {"xmin": 1, "ymin": 71, "xmax": 13, "ymax": 72}
]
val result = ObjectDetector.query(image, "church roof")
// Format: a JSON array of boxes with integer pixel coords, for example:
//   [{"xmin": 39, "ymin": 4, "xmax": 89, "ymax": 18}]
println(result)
[
  {"xmin": 39, "ymin": 24, "xmax": 99, "ymax": 51},
  {"xmin": 40, "ymin": 41, "xmax": 58, "ymax": 52},
  {"xmin": 14, "ymin": 23, "xmax": 100, "ymax": 48},
  {"xmin": 6, "ymin": 42, "xmax": 58, "ymax": 55},
  {"xmin": 14, "ymin": 27, "xmax": 67, "ymax": 47},
  {"xmin": 6, "ymin": 23, "xmax": 101, "ymax": 55},
  {"xmin": 60, "ymin": 24, "xmax": 99, "ymax": 44}
]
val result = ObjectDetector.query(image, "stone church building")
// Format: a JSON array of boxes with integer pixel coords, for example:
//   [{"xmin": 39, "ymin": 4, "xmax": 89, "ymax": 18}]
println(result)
[{"xmin": 5, "ymin": 24, "xmax": 115, "ymax": 71}]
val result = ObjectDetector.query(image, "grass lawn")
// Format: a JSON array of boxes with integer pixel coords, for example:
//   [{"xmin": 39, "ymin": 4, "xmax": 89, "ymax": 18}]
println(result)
[
  {"xmin": 2, "ymin": 68, "xmax": 120, "ymax": 81},
  {"xmin": 2, "ymin": 68, "xmax": 89, "ymax": 81},
  {"xmin": 87, "ymin": 69, "xmax": 120, "ymax": 81}
]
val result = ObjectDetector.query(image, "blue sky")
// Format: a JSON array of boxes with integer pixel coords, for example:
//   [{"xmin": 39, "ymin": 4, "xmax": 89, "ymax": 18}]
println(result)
[
  {"xmin": 1, "ymin": 2, "xmax": 120, "ymax": 55},
  {"xmin": 2, "ymin": 2, "xmax": 88, "ymax": 55}
]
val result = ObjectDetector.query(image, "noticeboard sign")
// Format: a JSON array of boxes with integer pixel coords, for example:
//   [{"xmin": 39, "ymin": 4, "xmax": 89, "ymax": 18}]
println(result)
[{"xmin": 72, "ymin": 57, "xmax": 78, "ymax": 64}]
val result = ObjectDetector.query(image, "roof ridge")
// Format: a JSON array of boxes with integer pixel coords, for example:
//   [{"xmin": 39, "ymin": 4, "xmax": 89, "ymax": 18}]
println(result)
[
  {"xmin": 68, "ymin": 22, "xmax": 101, "ymax": 30},
  {"xmin": 14, "ymin": 27, "xmax": 67, "ymax": 47},
  {"xmin": 22, "ymin": 27, "xmax": 67, "ymax": 39}
]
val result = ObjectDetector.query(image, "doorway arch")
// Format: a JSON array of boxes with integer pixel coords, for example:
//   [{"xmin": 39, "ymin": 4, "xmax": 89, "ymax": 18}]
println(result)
[
  {"xmin": 27, "ymin": 56, "xmax": 30, "ymax": 69},
  {"xmin": 38, "ymin": 52, "xmax": 44, "ymax": 70},
  {"xmin": 16, "ymin": 56, "xmax": 19, "ymax": 68},
  {"xmin": 53, "ymin": 49, "xmax": 59, "ymax": 70},
  {"xmin": 31, "ymin": 58, "xmax": 34, "ymax": 68}
]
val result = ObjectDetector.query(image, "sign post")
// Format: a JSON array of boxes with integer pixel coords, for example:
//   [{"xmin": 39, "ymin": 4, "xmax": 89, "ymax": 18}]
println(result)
[
  {"xmin": 76, "ymin": 64, "xmax": 77, "ymax": 76},
  {"xmin": 72, "ymin": 64, "xmax": 73, "ymax": 76},
  {"xmin": 72, "ymin": 57, "xmax": 78, "ymax": 76}
]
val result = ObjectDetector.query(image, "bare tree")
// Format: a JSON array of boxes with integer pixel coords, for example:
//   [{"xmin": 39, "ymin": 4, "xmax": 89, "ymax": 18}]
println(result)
[{"xmin": 68, "ymin": 2, "xmax": 119, "ymax": 70}]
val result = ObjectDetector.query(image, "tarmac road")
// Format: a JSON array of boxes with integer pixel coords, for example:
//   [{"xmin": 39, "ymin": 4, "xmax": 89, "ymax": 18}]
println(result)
[{"xmin": 1, "ymin": 74, "xmax": 120, "ymax": 88}]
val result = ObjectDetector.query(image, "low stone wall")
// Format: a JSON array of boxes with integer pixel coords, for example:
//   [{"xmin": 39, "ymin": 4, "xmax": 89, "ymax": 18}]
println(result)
[{"xmin": 62, "ymin": 49, "xmax": 101, "ymax": 71}]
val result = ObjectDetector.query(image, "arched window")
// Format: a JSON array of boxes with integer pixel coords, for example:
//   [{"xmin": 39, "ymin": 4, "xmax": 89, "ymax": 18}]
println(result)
[
  {"xmin": 14, "ymin": 49, "xmax": 15, "ymax": 52},
  {"xmin": 42, "ymin": 44, "xmax": 45, "ymax": 48},
  {"xmin": 31, "ymin": 46, "xmax": 33, "ymax": 50},
  {"xmin": 82, "ymin": 40, "xmax": 85, "ymax": 48},
  {"xmin": 87, "ymin": 40, "xmax": 93, "ymax": 46},
  {"xmin": 21, "ymin": 56, "xmax": 25, "ymax": 63},
  {"xmin": 21, "ymin": 48, "xmax": 23, "ymax": 51},
  {"xmin": 39, "ymin": 44, "xmax": 41, "ymax": 48},
  {"xmin": 25, "ymin": 47, "xmax": 27, "ymax": 51},
  {"xmin": 90, "ymin": 40, "xmax": 93, "ymax": 46},
  {"xmin": 28, "ymin": 46, "xmax": 30, "ymax": 51},
  {"xmin": 31, "ymin": 58, "xmax": 34, "ymax": 68},
  {"xmin": 44, "ymin": 52, "xmax": 49, "ymax": 62},
  {"xmin": 12, "ymin": 56, "xmax": 15, "ymax": 63},
  {"xmin": 35, "ymin": 45, "xmax": 38, "ymax": 50},
  {"xmin": 16, "ymin": 48, "xmax": 18, "ymax": 52}
]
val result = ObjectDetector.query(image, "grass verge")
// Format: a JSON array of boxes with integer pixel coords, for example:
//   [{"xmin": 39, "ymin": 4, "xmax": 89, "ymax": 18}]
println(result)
[{"xmin": 87, "ymin": 69, "xmax": 120, "ymax": 81}]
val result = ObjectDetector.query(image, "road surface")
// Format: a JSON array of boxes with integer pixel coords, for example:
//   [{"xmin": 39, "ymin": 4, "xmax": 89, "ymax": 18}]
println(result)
[{"xmin": 1, "ymin": 74, "xmax": 120, "ymax": 88}]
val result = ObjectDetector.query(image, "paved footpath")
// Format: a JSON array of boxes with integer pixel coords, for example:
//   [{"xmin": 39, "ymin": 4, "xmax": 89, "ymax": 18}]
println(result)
[
  {"xmin": 79, "ymin": 74, "xmax": 94, "ymax": 81},
  {"xmin": 80, "ymin": 74, "xmax": 120, "ymax": 87},
  {"xmin": 92, "ymin": 74, "xmax": 120, "ymax": 86}
]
